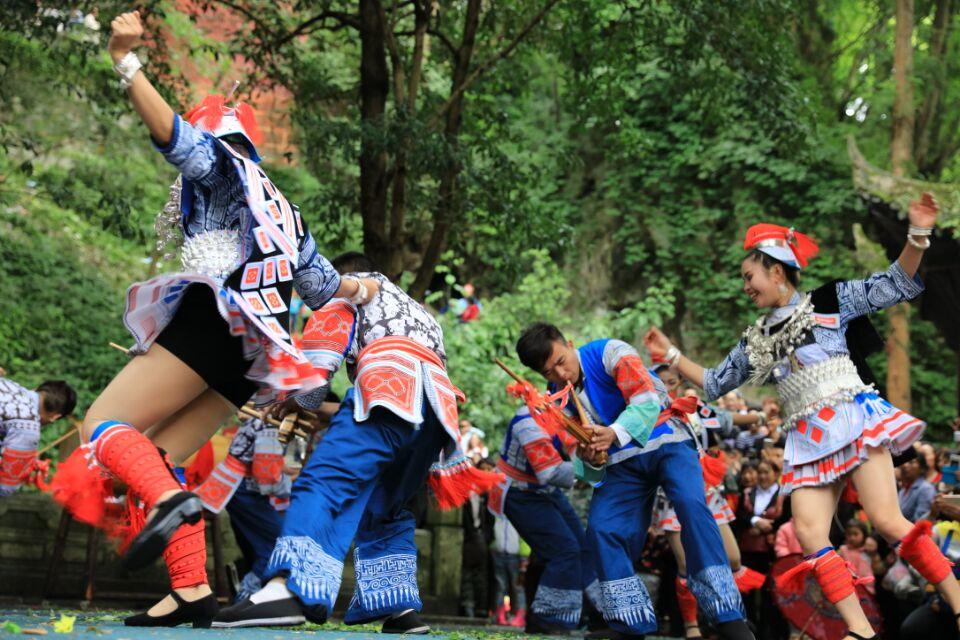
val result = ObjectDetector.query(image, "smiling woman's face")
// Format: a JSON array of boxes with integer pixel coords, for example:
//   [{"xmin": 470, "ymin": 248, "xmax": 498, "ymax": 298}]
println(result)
[{"xmin": 741, "ymin": 255, "xmax": 783, "ymax": 308}]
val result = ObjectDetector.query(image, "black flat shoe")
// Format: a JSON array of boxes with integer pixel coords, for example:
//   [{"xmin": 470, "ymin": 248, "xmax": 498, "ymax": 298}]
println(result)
[
  {"xmin": 124, "ymin": 591, "xmax": 218, "ymax": 628},
  {"xmin": 212, "ymin": 596, "xmax": 306, "ymax": 628},
  {"xmin": 844, "ymin": 632, "xmax": 877, "ymax": 640},
  {"xmin": 381, "ymin": 609, "xmax": 430, "ymax": 634},
  {"xmin": 123, "ymin": 491, "xmax": 203, "ymax": 571},
  {"xmin": 526, "ymin": 612, "xmax": 570, "ymax": 636}
]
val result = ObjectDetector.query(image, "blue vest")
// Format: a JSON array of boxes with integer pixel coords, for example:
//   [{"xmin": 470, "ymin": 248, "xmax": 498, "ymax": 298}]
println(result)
[{"xmin": 575, "ymin": 339, "xmax": 673, "ymax": 458}]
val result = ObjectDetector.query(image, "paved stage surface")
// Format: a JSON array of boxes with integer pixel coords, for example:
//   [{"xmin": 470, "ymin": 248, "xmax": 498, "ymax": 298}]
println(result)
[{"xmin": 0, "ymin": 607, "xmax": 673, "ymax": 639}]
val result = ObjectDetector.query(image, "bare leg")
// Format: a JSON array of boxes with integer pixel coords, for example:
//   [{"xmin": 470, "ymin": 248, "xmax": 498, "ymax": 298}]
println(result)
[
  {"xmin": 141, "ymin": 389, "xmax": 238, "ymax": 616},
  {"xmin": 148, "ymin": 388, "xmax": 238, "ymax": 464},
  {"xmin": 84, "ymin": 345, "xmax": 219, "ymax": 617},
  {"xmin": 667, "ymin": 531, "xmax": 687, "ymax": 575},
  {"xmin": 791, "ymin": 483, "xmax": 874, "ymax": 639},
  {"xmin": 853, "ymin": 446, "xmax": 960, "ymax": 628},
  {"xmin": 84, "ymin": 344, "xmax": 209, "ymax": 509},
  {"xmin": 718, "ymin": 523, "xmax": 741, "ymax": 571}
]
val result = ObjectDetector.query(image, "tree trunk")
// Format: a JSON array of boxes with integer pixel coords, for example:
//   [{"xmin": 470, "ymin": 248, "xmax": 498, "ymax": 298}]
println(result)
[
  {"xmin": 359, "ymin": 0, "xmax": 392, "ymax": 273},
  {"xmin": 408, "ymin": 0, "xmax": 482, "ymax": 300},
  {"xmin": 887, "ymin": 0, "xmax": 915, "ymax": 412},
  {"xmin": 915, "ymin": 0, "xmax": 952, "ymax": 177}
]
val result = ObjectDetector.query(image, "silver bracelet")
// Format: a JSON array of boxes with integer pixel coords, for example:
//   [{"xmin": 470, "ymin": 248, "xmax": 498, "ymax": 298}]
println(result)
[
  {"xmin": 113, "ymin": 51, "xmax": 142, "ymax": 89},
  {"xmin": 665, "ymin": 345, "xmax": 682, "ymax": 367},
  {"xmin": 907, "ymin": 234, "xmax": 931, "ymax": 250},
  {"xmin": 344, "ymin": 277, "xmax": 368, "ymax": 305},
  {"xmin": 908, "ymin": 224, "xmax": 933, "ymax": 237}
]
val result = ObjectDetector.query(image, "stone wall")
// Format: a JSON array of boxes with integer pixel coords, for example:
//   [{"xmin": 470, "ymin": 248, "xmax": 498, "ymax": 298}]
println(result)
[{"xmin": 0, "ymin": 492, "xmax": 462, "ymax": 613}]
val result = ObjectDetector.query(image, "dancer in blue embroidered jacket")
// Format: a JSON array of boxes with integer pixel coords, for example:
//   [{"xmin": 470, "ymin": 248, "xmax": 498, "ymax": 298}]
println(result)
[
  {"xmin": 488, "ymin": 404, "xmax": 602, "ymax": 633},
  {"xmin": 48, "ymin": 11, "xmax": 380, "ymax": 630},
  {"xmin": 214, "ymin": 252, "xmax": 500, "ymax": 633},
  {"xmin": 515, "ymin": 324, "xmax": 754, "ymax": 640},
  {"xmin": 645, "ymin": 196, "xmax": 959, "ymax": 640}
]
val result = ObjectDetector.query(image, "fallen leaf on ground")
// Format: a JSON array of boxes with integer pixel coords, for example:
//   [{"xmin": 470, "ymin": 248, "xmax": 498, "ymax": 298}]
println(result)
[
  {"xmin": 22, "ymin": 629, "xmax": 48, "ymax": 635},
  {"xmin": 2, "ymin": 620, "xmax": 22, "ymax": 633},
  {"xmin": 53, "ymin": 614, "xmax": 76, "ymax": 633}
]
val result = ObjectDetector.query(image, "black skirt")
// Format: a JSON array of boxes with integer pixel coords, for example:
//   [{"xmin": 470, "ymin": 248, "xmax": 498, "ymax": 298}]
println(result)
[{"xmin": 155, "ymin": 285, "xmax": 257, "ymax": 408}]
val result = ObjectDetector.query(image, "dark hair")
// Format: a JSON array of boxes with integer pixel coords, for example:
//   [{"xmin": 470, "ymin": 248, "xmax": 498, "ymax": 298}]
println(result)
[
  {"xmin": 516, "ymin": 323, "xmax": 567, "ymax": 372},
  {"xmin": 846, "ymin": 519, "xmax": 868, "ymax": 537},
  {"xmin": 757, "ymin": 459, "xmax": 781, "ymax": 476},
  {"xmin": 36, "ymin": 380, "xmax": 77, "ymax": 417},
  {"xmin": 746, "ymin": 249, "xmax": 800, "ymax": 287},
  {"xmin": 915, "ymin": 453, "xmax": 930, "ymax": 474},
  {"xmin": 332, "ymin": 251, "xmax": 379, "ymax": 275}
]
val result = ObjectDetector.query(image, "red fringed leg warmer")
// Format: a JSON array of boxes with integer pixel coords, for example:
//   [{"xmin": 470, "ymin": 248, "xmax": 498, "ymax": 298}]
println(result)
[
  {"xmin": 900, "ymin": 520, "xmax": 953, "ymax": 585},
  {"xmin": 428, "ymin": 456, "xmax": 505, "ymax": 510},
  {"xmin": 675, "ymin": 576, "xmax": 698, "ymax": 625},
  {"xmin": 51, "ymin": 421, "xmax": 182, "ymax": 548},
  {"xmin": 813, "ymin": 549, "xmax": 857, "ymax": 604},
  {"xmin": 92, "ymin": 422, "xmax": 181, "ymax": 511},
  {"xmin": 164, "ymin": 517, "xmax": 208, "ymax": 589},
  {"xmin": 733, "ymin": 566, "xmax": 767, "ymax": 592},
  {"xmin": 776, "ymin": 548, "xmax": 856, "ymax": 604}
]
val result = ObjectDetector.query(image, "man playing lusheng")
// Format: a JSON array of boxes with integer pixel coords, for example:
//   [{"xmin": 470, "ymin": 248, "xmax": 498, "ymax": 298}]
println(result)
[{"xmin": 515, "ymin": 323, "xmax": 754, "ymax": 640}]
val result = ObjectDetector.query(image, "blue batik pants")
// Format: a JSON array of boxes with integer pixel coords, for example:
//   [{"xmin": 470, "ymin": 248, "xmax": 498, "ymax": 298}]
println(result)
[
  {"xmin": 588, "ymin": 440, "xmax": 744, "ymax": 635},
  {"xmin": 504, "ymin": 487, "xmax": 601, "ymax": 629},
  {"xmin": 226, "ymin": 482, "xmax": 284, "ymax": 600},
  {"xmin": 265, "ymin": 389, "xmax": 448, "ymax": 622}
]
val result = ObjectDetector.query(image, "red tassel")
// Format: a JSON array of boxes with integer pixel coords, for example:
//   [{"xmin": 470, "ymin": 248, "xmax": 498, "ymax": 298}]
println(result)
[
  {"xmin": 184, "ymin": 94, "xmax": 226, "ymax": 131},
  {"xmin": 183, "ymin": 441, "xmax": 215, "ymax": 490},
  {"xmin": 428, "ymin": 461, "xmax": 505, "ymax": 511},
  {"xmin": 675, "ymin": 577, "xmax": 698, "ymax": 624},
  {"xmin": 700, "ymin": 453, "xmax": 727, "ymax": 487},
  {"xmin": 774, "ymin": 557, "xmax": 815, "ymax": 592},
  {"xmin": 49, "ymin": 447, "xmax": 113, "ymax": 529},
  {"xmin": 733, "ymin": 566, "xmax": 767, "ymax": 592},
  {"xmin": 902, "ymin": 519, "xmax": 933, "ymax": 547},
  {"xmin": 28, "ymin": 458, "xmax": 51, "ymax": 492},
  {"xmin": 233, "ymin": 102, "xmax": 263, "ymax": 146}
]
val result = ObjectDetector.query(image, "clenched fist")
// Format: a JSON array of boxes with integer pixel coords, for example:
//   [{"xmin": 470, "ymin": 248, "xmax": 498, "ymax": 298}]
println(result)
[
  {"xmin": 108, "ymin": 11, "xmax": 143, "ymax": 63},
  {"xmin": 909, "ymin": 192, "xmax": 938, "ymax": 229}
]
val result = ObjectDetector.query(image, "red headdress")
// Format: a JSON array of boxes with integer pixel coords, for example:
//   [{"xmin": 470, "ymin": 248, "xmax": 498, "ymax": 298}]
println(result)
[
  {"xmin": 743, "ymin": 223, "xmax": 819, "ymax": 269},
  {"xmin": 183, "ymin": 94, "xmax": 264, "ymax": 161}
]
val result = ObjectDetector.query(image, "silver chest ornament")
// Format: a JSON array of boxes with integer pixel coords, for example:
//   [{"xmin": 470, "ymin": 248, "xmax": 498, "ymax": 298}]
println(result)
[
  {"xmin": 180, "ymin": 229, "xmax": 242, "ymax": 281},
  {"xmin": 154, "ymin": 174, "xmax": 242, "ymax": 281},
  {"xmin": 742, "ymin": 294, "xmax": 816, "ymax": 385}
]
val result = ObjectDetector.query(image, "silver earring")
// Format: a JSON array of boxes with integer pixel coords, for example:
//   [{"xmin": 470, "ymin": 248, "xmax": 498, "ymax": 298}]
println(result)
[{"xmin": 778, "ymin": 283, "xmax": 788, "ymax": 295}]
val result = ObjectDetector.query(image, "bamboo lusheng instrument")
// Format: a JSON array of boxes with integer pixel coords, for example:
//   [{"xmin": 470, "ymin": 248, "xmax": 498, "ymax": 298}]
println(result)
[
  {"xmin": 239, "ymin": 403, "xmax": 316, "ymax": 445},
  {"xmin": 494, "ymin": 358, "xmax": 607, "ymax": 464}
]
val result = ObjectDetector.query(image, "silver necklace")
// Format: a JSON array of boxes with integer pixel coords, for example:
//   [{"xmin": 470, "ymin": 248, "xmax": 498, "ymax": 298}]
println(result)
[
  {"xmin": 154, "ymin": 175, "xmax": 183, "ymax": 262},
  {"xmin": 742, "ymin": 293, "xmax": 815, "ymax": 385}
]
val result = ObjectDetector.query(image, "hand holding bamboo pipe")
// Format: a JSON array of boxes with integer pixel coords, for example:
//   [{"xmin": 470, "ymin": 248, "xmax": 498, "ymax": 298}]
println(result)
[{"xmin": 495, "ymin": 358, "xmax": 606, "ymax": 464}]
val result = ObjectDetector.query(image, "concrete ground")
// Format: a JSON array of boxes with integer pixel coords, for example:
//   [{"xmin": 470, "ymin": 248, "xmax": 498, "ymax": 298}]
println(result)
[{"xmin": 0, "ymin": 607, "xmax": 674, "ymax": 639}]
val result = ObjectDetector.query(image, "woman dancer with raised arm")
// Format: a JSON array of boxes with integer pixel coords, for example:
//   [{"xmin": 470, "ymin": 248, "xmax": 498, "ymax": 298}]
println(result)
[
  {"xmin": 50, "ymin": 11, "xmax": 377, "ymax": 628},
  {"xmin": 645, "ymin": 195, "xmax": 959, "ymax": 640}
]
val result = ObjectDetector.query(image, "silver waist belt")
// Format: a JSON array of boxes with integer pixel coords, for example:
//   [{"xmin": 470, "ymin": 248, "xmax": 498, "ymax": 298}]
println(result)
[{"xmin": 777, "ymin": 356, "xmax": 875, "ymax": 431}]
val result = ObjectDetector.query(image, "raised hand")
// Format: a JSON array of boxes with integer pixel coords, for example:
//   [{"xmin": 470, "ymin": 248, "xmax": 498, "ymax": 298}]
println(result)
[
  {"xmin": 108, "ymin": 10, "xmax": 143, "ymax": 62},
  {"xmin": 909, "ymin": 192, "xmax": 938, "ymax": 229},
  {"xmin": 643, "ymin": 326, "xmax": 672, "ymax": 361}
]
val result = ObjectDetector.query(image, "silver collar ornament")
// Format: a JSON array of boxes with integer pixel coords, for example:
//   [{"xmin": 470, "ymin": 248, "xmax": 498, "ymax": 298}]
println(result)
[{"xmin": 742, "ymin": 294, "xmax": 815, "ymax": 385}]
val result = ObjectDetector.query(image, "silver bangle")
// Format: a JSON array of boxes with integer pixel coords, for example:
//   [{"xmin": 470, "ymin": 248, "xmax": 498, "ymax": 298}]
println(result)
[
  {"xmin": 908, "ymin": 225, "xmax": 933, "ymax": 237},
  {"xmin": 665, "ymin": 345, "xmax": 682, "ymax": 367},
  {"xmin": 907, "ymin": 234, "xmax": 931, "ymax": 250},
  {"xmin": 344, "ymin": 277, "xmax": 368, "ymax": 305},
  {"xmin": 113, "ymin": 51, "xmax": 142, "ymax": 89}
]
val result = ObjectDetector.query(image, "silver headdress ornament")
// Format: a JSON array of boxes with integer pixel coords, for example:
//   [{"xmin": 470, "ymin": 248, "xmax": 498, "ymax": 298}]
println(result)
[
  {"xmin": 742, "ymin": 294, "xmax": 816, "ymax": 385},
  {"xmin": 154, "ymin": 175, "xmax": 184, "ymax": 262}
]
